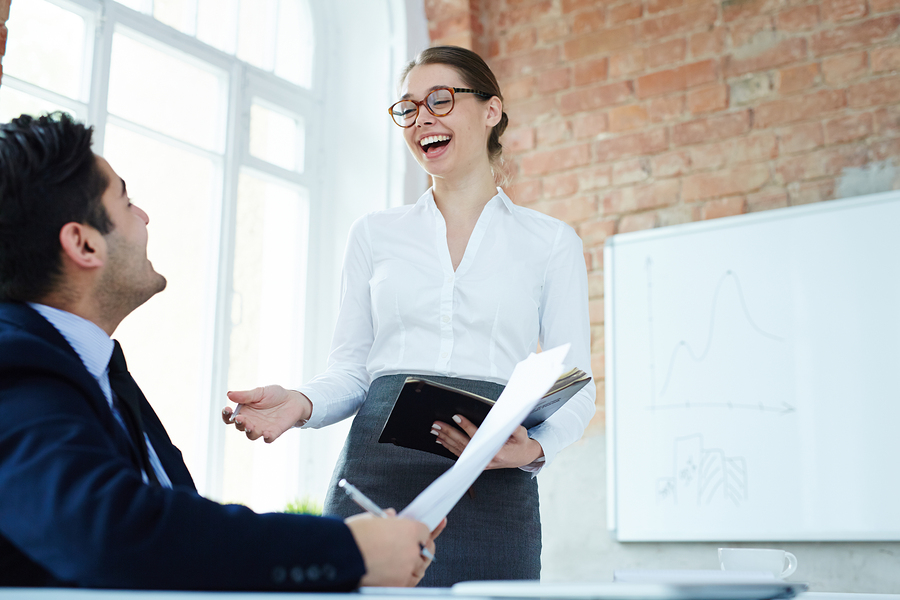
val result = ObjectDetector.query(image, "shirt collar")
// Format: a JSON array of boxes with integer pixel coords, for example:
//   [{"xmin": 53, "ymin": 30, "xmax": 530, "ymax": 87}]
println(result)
[
  {"xmin": 413, "ymin": 186, "xmax": 512, "ymax": 214},
  {"xmin": 27, "ymin": 303, "xmax": 115, "ymax": 383}
]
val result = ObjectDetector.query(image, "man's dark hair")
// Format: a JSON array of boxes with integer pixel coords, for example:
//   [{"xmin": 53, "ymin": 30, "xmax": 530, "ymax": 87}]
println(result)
[{"xmin": 0, "ymin": 112, "xmax": 112, "ymax": 302}]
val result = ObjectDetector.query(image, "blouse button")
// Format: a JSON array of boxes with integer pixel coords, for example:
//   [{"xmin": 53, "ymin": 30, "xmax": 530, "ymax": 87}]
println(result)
[{"xmin": 441, "ymin": 315, "xmax": 450, "ymax": 323}]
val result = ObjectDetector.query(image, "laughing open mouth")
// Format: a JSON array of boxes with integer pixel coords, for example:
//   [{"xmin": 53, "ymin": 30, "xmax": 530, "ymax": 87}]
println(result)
[{"xmin": 419, "ymin": 134, "xmax": 451, "ymax": 155}]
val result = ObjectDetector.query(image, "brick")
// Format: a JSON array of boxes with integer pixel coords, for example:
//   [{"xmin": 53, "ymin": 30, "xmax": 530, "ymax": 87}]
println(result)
[
  {"xmin": 789, "ymin": 179, "xmax": 836, "ymax": 205},
  {"xmin": 534, "ymin": 194, "xmax": 598, "ymax": 224},
  {"xmin": 688, "ymin": 84, "xmax": 729, "ymax": 114},
  {"xmin": 496, "ymin": 1, "xmax": 555, "ymax": 29},
  {"xmin": 577, "ymin": 164, "xmax": 613, "ymax": 189},
  {"xmin": 560, "ymin": 81, "xmax": 632, "ymax": 115},
  {"xmin": 872, "ymin": 47, "xmax": 900, "ymax": 73},
  {"xmin": 504, "ymin": 127, "xmax": 536, "ymax": 153},
  {"xmin": 657, "ymin": 204, "xmax": 701, "ymax": 226},
  {"xmin": 645, "ymin": 38, "xmax": 688, "ymax": 69},
  {"xmin": 822, "ymin": 51, "xmax": 868, "ymax": 85},
  {"xmin": 729, "ymin": 16, "xmax": 775, "ymax": 49},
  {"xmin": 778, "ymin": 63, "xmax": 819, "ymax": 94},
  {"xmin": 754, "ymin": 89, "xmax": 846, "ymax": 128},
  {"xmin": 563, "ymin": 24, "xmax": 636, "ymax": 61},
  {"xmin": 609, "ymin": 49, "xmax": 645, "ymax": 79},
  {"xmin": 503, "ymin": 76, "xmax": 535, "ymax": 102},
  {"xmin": 647, "ymin": 0, "xmax": 684, "ymax": 14},
  {"xmin": 776, "ymin": 5, "xmax": 820, "ymax": 31},
  {"xmin": 633, "ymin": 179, "xmax": 681, "ymax": 210},
  {"xmin": 590, "ymin": 325, "xmax": 604, "ymax": 354},
  {"xmin": 683, "ymin": 164, "xmax": 770, "ymax": 201},
  {"xmin": 562, "ymin": 0, "xmax": 596, "ymax": 14},
  {"xmin": 776, "ymin": 144, "xmax": 867, "ymax": 182},
  {"xmin": 537, "ymin": 67, "xmax": 571, "ymax": 94},
  {"xmin": 825, "ymin": 113, "xmax": 874, "ymax": 143},
  {"xmin": 423, "ymin": 0, "xmax": 469, "ymax": 20},
  {"xmin": 652, "ymin": 151, "xmax": 692, "ymax": 177},
  {"xmin": 672, "ymin": 111, "xmax": 751, "ymax": 146},
  {"xmin": 507, "ymin": 179, "xmax": 543, "ymax": 205},
  {"xmin": 537, "ymin": 19, "xmax": 570, "ymax": 43},
  {"xmin": 778, "ymin": 122, "xmax": 825, "ymax": 154},
  {"xmin": 594, "ymin": 128, "xmax": 669, "ymax": 162},
  {"xmin": 820, "ymin": 0, "xmax": 868, "ymax": 23},
  {"xmin": 572, "ymin": 112, "xmax": 610, "ymax": 139},
  {"xmin": 640, "ymin": 6, "xmax": 718, "ymax": 40},
  {"xmin": 608, "ymin": 104, "xmax": 649, "ymax": 131},
  {"xmin": 723, "ymin": 0, "xmax": 782, "ymax": 22},
  {"xmin": 691, "ymin": 141, "xmax": 730, "ymax": 170},
  {"xmin": 690, "ymin": 29, "xmax": 726, "ymax": 56},
  {"xmin": 536, "ymin": 120, "xmax": 572, "ymax": 146},
  {"xmin": 871, "ymin": 0, "xmax": 900, "ymax": 11},
  {"xmin": 871, "ymin": 137, "xmax": 900, "ymax": 160},
  {"xmin": 506, "ymin": 97, "xmax": 556, "ymax": 129},
  {"xmin": 730, "ymin": 72, "xmax": 773, "ymax": 105},
  {"xmin": 734, "ymin": 132, "xmax": 779, "ymax": 163},
  {"xmin": 588, "ymin": 297, "xmax": 604, "ymax": 324},
  {"xmin": 636, "ymin": 60, "xmax": 718, "ymax": 98},
  {"xmin": 579, "ymin": 218, "xmax": 617, "ymax": 247},
  {"xmin": 609, "ymin": 1, "xmax": 643, "ymax": 23},
  {"xmin": 573, "ymin": 58, "xmax": 609, "ymax": 87},
  {"xmin": 747, "ymin": 189, "xmax": 789, "ymax": 211},
  {"xmin": 493, "ymin": 47, "xmax": 561, "ymax": 79},
  {"xmin": 617, "ymin": 212, "xmax": 658, "ymax": 233},
  {"xmin": 874, "ymin": 106, "xmax": 900, "ymax": 137},
  {"xmin": 572, "ymin": 8, "xmax": 607, "ymax": 35},
  {"xmin": 588, "ymin": 273, "xmax": 604, "ymax": 298},
  {"xmin": 0, "ymin": 24, "xmax": 6, "ymax": 56},
  {"xmin": 701, "ymin": 196, "xmax": 747, "ymax": 219},
  {"xmin": 0, "ymin": 1, "xmax": 10, "ymax": 23},
  {"xmin": 811, "ymin": 15, "xmax": 900, "ymax": 56},
  {"xmin": 520, "ymin": 143, "xmax": 592, "ymax": 176},
  {"xmin": 428, "ymin": 14, "xmax": 472, "ymax": 42},
  {"xmin": 847, "ymin": 76, "xmax": 900, "ymax": 108},
  {"xmin": 611, "ymin": 158, "xmax": 651, "ymax": 185},
  {"xmin": 543, "ymin": 172, "xmax": 580, "ymax": 198},
  {"xmin": 724, "ymin": 38, "xmax": 807, "ymax": 78},
  {"xmin": 504, "ymin": 28, "xmax": 538, "ymax": 55},
  {"xmin": 647, "ymin": 95, "xmax": 686, "ymax": 121}
]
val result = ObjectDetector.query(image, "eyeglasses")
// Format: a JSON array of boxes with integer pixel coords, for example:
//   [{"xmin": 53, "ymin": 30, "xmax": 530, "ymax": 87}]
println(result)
[{"xmin": 388, "ymin": 87, "xmax": 491, "ymax": 128}]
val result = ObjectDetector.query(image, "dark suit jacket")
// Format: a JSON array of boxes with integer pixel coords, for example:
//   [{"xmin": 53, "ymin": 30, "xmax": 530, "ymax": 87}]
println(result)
[{"xmin": 0, "ymin": 302, "xmax": 365, "ymax": 591}]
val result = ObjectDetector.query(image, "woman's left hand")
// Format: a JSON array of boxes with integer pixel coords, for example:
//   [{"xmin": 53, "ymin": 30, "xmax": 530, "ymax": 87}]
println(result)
[{"xmin": 431, "ymin": 414, "xmax": 544, "ymax": 469}]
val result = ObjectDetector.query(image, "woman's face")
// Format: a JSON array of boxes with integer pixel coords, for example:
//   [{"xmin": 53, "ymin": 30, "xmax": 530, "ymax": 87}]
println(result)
[{"xmin": 398, "ymin": 63, "xmax": 501, "ymax": 182}]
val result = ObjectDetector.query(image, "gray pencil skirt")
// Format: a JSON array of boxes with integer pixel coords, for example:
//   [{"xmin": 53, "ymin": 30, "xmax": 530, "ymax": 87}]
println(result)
[{"xmin": 323, "ymin": 373, "xmax": 541, "ymax": 587}]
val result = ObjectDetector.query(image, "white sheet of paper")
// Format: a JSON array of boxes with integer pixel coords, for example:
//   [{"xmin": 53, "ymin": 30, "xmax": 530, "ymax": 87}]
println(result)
[{"xmin": 399, "ymin": 344, "xmax": 570, "ymax": 530}]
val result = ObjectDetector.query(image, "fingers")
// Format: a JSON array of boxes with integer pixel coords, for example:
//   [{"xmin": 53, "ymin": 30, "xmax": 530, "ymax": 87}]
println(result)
[
  {"xmin": 226, "ymin": 386, "xmax": 265, "ymax": 405},
  {"xmin": 451, "ymin": 414, "xmax": 479, "ymax": 436},
  {"xmin": 431, "ymin": 517, "xmax": 447, "ymax": 540},
  {"xmin": 431, "ymin": 421, "xmax": 465, "ymax": 457}
]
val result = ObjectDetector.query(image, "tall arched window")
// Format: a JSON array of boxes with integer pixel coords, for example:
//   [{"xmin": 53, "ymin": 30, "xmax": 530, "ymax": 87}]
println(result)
[{"xmin": 0, "ymin": 0, "xmax": 426, "ymax": 512}]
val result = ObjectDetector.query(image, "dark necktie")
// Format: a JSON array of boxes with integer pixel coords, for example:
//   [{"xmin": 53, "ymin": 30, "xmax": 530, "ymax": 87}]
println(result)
[{"xmin": 108, "ymin": 340, "xmax": 159, "ymax": 485}]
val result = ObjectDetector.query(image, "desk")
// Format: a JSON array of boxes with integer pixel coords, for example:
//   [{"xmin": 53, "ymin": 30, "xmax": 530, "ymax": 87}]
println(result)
[{"xmin": 1, "ymin": 590, "xmax": 898, "ymax": 600}]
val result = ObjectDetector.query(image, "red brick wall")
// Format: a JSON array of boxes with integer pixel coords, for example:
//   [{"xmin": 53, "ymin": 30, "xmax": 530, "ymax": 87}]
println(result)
[
  {"xmin": 0, "ymin": 0, "xmax": 10, "ymax": 87},
  {"xmin": 424, "ymin": 0, "xmax": 900, "ymax": 431}
]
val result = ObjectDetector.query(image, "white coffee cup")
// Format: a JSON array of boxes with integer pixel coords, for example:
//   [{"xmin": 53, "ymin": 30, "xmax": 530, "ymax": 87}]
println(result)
[{"xmin": 718, "ymin": 548, "xmax": 798, "ymax": 579}]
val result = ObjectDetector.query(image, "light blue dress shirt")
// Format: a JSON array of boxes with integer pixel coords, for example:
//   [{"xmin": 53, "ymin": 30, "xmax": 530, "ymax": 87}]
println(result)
[{"xmin": 29, "ymin": 303, "xmax": 172, "ymax": 488}]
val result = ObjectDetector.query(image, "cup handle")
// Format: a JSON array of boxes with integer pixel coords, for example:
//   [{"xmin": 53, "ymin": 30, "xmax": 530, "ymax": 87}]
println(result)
[{"xmin": 781, "ymin": 551, "xmax": 798, "ymax": 578}]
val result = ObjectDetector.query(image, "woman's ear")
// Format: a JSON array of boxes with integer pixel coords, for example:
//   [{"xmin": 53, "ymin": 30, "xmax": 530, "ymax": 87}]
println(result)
[
  {"xmin": 485, "ymin": 96, "xmax": 503, "ymax": 128},
  {"xmin": 59, "ymin": 222, "xmax": 106, "ymax": 270}
]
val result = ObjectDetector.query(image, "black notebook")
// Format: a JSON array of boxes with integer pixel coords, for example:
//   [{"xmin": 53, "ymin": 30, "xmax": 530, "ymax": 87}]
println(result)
[{"xmin": 377, "ymin": 369, "xmax": 591, "ymax": 461}]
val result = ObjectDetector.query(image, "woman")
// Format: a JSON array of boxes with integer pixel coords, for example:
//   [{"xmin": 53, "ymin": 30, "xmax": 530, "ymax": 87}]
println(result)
[{"xmin": 222, "ymin": 46, "xmax": 595, "ymax": 586}]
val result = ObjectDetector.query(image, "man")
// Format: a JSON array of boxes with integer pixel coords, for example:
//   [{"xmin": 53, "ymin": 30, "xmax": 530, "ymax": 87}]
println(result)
[{"xmin": 0, "ymin": 113, "xmax": 440, "ymax": 590}]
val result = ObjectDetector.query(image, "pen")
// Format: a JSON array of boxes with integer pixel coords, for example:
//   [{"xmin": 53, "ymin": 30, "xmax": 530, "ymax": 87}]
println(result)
[
  {"xmin": 228, "ymin": 405, "xmax": 241, "ymax": 423},
  {"xmin": 338, "ymin": 479, "xmax": 436, "ymax": 562}
]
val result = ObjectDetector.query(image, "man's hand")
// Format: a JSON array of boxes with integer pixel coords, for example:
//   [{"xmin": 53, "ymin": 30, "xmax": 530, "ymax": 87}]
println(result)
[
  {"xmin": 345, "ymin": 512, "xmax": 446, "ymax": 587},
  {"xmin": 431, "ymin": 415, "xmax": 544, "ymax": 469},
  {"xmin": 220, "ymin": 385, "xmax": 312, "ymax": 443}
]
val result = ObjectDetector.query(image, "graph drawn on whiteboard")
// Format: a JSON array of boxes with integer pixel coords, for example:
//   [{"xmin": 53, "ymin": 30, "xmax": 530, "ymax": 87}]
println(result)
[
  {"xmin": 656, "ymin": 434, "xmax": 748, "ymax": 507},
  {"xmin": 645, "ymin": 257, "xmax": 792, "ymax": 414}
]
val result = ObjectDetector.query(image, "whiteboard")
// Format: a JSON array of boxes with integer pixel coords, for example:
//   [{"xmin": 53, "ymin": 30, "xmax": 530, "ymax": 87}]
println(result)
[{"xmin": 604, "ymin": 191, "xmax": 900, "ymax": 541}]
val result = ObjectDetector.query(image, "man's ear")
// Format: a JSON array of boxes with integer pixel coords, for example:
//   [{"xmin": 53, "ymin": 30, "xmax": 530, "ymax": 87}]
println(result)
[
  {"xmin": 485, "ymin": 96, "xmax": 503, "ymax": 128},
  {"xmin": 59, "ymin": 222, "xmax": 106, "ymax": 269}
]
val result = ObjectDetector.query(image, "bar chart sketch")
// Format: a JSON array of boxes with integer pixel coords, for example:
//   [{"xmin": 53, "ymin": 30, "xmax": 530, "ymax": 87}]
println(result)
[{"xmin": 656, "ymin": 434, "xmax": 748, "ymax": 507}]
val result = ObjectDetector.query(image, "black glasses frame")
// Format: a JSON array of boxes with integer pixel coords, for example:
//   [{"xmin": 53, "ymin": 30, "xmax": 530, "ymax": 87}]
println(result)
[{"xmin": 388, "ymin": 87, "xmax": 491, "ymax": 128}]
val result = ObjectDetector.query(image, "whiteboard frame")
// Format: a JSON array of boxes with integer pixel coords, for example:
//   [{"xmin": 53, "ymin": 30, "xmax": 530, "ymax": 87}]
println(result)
[{"xmin": 604, "ymin": 190, "xmax": 900, "ymax": 542}]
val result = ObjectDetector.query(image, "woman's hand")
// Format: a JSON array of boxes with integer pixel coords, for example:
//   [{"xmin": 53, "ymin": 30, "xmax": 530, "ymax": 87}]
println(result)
[
  {"xmin": 431, "ymin": 414, "xmax": 544, "ymax": 469},
  {"xmin": 220, "ymin": 385, "xmax": 312, "ymax": 443}
]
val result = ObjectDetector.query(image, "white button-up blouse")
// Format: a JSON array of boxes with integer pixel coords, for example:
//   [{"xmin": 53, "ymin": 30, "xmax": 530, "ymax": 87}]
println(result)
[{"xmin": 299, "ymin": 187, "xmax": 596, "ymax": 471}]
